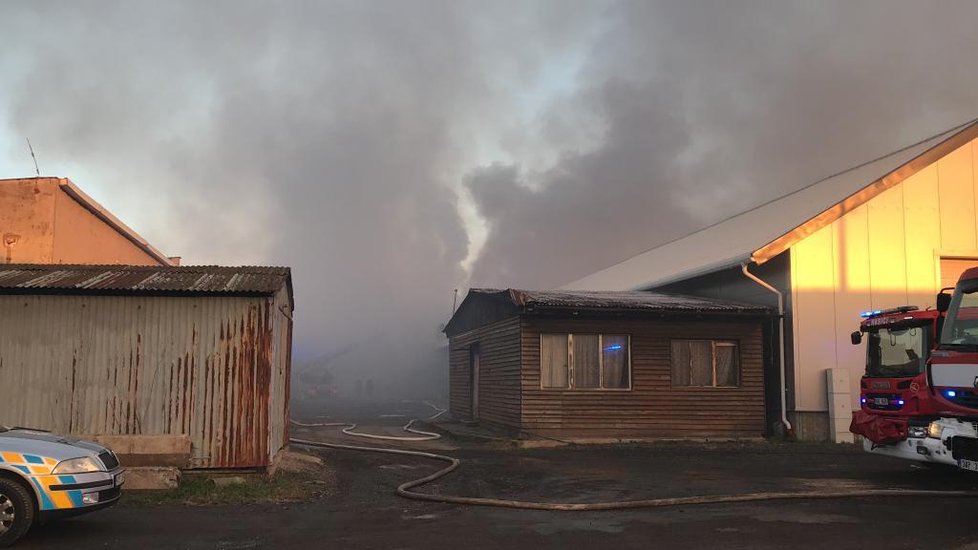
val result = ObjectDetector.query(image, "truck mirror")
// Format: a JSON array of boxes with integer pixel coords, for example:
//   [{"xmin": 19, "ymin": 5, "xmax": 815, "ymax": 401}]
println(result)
[
  {"xmin": 850, "ymin": 331, "xmax": 862, "ymax": 345},
  {"xmin": 936, "ymin": 292, "xmax": 952, "ymax": 313}
]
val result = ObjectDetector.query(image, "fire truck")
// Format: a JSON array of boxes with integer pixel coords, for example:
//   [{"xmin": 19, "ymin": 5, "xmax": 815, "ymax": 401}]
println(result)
[
  {"xmin": 850, "ymin": 269, "xmax": 978, "ymax": 471},
  {"xmin": 926, "ymin": 266, "xmax": 978, "ymax": 472},
  {"xmin": 849, "ymin": 305, "xmax": 953, "ymax": 465}
]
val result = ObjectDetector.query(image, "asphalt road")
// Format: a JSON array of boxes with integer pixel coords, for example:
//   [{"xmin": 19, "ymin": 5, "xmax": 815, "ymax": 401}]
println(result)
[{"xmin": 17, "ymin": 405, "xmax": 978, "ymax": 549}]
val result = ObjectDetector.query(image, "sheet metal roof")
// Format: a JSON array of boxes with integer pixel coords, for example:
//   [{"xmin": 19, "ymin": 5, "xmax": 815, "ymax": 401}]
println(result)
[
  {"xmin": 0, "ymin": 264, "xmax": 291, "ymax": 299},
  {"xmin": 444, "ymin": 288, "xmax": 771, "ymax": 336},
  {"xmin": 567, "ymin": 119, "xmax": 978, "ymax": 291},
  {"xmin": 483, "ymin": 288, "xmax": 772, "ymax": 314}
]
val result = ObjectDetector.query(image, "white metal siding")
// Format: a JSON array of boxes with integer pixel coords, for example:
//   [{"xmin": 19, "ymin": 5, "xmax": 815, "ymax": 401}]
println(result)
[{"xmin": 790, "ymin": 138, "xmax": 978, "ymax": 413}]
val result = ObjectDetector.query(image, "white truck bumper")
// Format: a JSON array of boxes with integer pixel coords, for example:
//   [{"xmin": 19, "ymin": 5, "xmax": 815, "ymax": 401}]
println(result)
[
  {"xmin": 864, "ymin": 435, "xmax": 956, "ymax": 466},
  {"xmin": 865, "ymin": 418, "xmax": 978, "ymax": 470}
]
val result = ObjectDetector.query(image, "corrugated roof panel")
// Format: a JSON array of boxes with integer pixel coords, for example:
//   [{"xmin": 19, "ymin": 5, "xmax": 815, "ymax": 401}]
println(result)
[{"xmin": 0, "ymin": 265, "xmax": 290, "ymax": 296}]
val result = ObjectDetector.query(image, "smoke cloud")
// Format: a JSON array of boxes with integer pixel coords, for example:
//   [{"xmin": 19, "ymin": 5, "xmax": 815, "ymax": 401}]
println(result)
[
  {"xmin": 467, "ymin": 1, "xmax": 978, "ymax": 288},
  {"xmin": 1, "ymin": 1, "xmax": 978, "ymax": 400}
]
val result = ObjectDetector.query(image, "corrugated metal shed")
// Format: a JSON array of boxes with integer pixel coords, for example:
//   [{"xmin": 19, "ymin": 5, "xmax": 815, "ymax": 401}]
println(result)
[
  {"xmin": 0, "ymin": 266, "xmax": 293, "ymax": 469},
  {"xmin": 566, "ymin": 119, "xmax": 978, "ymax": 291}
]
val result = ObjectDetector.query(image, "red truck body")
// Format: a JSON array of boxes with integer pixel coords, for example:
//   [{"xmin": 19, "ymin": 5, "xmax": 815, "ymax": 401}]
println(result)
[
  {"xmin": 856, "ymin": 307, "xmax": 940, "ymax": 417},
  {"xmin": 928, "ymin": 266, "xmax": 978, "ymax": 416},
  {"xmin": 850, "ymin": 307, "xmax": 939, "ymax": 444}
]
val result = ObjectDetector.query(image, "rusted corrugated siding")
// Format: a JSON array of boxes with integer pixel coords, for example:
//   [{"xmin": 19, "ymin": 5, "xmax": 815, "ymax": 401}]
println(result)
[
  {"xmin": 0, "ymin": 293, "xmax": 292, "ymax": 468},
  {"xmin": 265, "ymin": 286, "xmax": 292, "ymax": 462}
]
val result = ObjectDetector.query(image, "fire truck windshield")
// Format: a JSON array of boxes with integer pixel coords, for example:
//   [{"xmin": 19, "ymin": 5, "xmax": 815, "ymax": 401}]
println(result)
[
  {"xmin": 940, "ymin": 281, "xmax": 978, "ymax": 347},
  {"xmin": 866, "ymin": 326, "xmax": 927, "ymax": 378}
]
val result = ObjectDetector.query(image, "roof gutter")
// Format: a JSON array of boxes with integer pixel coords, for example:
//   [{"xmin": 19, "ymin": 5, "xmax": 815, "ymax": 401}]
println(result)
[{"xmin": 741, "ymin": 262, "xmax": 793, "ymax": 436}]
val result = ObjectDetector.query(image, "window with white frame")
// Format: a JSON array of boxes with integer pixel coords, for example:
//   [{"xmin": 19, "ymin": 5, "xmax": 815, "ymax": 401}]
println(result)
[
  {"xmin": 670, "ymin": 339, "xmax": 740, "ymax": 387},
  {"xmin": 540, "ymin": 333, "xmax": 630, "ymax": 389}
]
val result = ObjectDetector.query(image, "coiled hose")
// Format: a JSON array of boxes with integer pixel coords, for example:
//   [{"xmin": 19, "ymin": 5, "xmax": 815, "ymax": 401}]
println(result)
[{"xmin": 289, "ymin": 412, "xmax": 978, "ymax": 511}]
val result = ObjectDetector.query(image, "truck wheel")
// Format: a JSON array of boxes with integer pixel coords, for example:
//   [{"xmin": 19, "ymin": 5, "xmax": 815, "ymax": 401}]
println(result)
[{"xmin": 0, "ymin": 478, "xmax": 34, "ymax": 548}]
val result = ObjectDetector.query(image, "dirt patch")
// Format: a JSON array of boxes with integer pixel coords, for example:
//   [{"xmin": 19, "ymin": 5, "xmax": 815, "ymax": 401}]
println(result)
[{"xmin": 120, "ymin": 465, "xmax": 334, "ymax": 507}]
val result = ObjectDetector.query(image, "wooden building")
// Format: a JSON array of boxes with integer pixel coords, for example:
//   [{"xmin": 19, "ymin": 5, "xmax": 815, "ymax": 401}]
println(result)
[
  {"xmin": 568, "ymin": 119, "xmax": 978, "ymax": 442},
  {"xmin": 444, "ymin": 289, "xmax": 772, "ymax": 440}
]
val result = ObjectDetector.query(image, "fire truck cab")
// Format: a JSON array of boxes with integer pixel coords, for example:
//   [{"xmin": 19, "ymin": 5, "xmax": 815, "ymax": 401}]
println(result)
[
  {"xmin": 853, "ymin": 306, "xmax": 938, "ymax": 416},
  {"xmin": 849, "ymin": 306, "xmax": 956, "ymax": 465}
]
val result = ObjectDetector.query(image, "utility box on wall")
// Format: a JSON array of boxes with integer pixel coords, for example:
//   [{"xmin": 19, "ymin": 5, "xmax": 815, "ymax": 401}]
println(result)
[{"xmin": 826, "ymin": 368, "xmax": 853, "ymax": 444}]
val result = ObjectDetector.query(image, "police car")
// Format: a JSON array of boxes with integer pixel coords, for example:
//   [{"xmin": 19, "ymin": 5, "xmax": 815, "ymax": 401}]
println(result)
[{"xmin": 0, "ymin": 426, "xmax": 124, "ymax": 547}]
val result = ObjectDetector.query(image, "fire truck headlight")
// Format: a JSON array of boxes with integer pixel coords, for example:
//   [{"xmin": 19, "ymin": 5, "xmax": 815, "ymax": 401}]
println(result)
[{"xmin": 927, "ymin": 421, "xmax": 944, "ymax": 440}]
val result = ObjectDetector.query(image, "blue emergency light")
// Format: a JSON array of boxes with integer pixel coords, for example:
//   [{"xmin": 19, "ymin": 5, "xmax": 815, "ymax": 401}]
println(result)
[{"xmin": 860, "ymin": 305, "xmax": 919, "ymax": 319}]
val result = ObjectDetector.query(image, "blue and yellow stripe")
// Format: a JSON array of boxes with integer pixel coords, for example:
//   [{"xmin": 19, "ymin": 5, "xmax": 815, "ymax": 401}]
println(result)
[{"xmin": 0, "ymin": 452, "xmax": 84, "ymax": 510}]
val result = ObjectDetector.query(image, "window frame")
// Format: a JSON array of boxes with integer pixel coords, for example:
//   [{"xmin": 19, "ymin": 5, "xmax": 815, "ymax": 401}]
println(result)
[
  {"xmin": 539, "ymin": 333, "xmax": 632, "ymax": 391},
  {"xmin": 670, "ymin": 338, "xmax": 741, "ymax": 388}
]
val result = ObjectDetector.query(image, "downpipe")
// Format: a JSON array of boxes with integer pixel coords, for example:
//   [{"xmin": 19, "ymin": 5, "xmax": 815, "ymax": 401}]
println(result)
[{"xmin": 742, "ymin": 262, "xmax": 793, "ymax": 437}]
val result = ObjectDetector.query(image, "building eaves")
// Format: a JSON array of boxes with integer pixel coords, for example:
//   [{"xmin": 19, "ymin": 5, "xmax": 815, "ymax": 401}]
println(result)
[
  {"xmin": 565, "ymin": 118, "xmax": 978, "ymax": 291},
  {"xmin": 492, "ymin": 288, "xmax": 772, "ymax": 315}
]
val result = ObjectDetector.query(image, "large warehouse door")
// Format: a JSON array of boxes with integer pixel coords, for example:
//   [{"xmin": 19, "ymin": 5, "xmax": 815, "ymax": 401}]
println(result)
[{"xmin": 940, "ymin": 257, "xmax": 978, "ymax": 289}]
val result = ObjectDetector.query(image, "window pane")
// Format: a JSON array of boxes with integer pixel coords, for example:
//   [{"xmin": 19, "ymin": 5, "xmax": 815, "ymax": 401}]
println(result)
[
  {"xmin": 541, "ymin": 334, "xmax": 568, "ymax": 388},
  {"xmin": 689, "ymin": 341, "xmax": 713, "ymax": 386},
  {"xmin": 573, "ymin": 334, "xmax": 600, "ymax": 388},
  {"xmin": 671, "ymin": 340, "xmax": 690, "ymax": 386},
  {"xmin": 715, "ymin": 343, "xmax": 740, "ymax": 387},
  {"xmin": 602, "ymin": 335, "xmax": 629, "ymax": 388}
]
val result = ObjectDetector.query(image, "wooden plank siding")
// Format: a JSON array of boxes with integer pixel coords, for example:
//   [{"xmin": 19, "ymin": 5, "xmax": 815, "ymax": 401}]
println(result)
[
  {"xmin": 520, "ymin": 317, "xmax": 766, "ymax": 439},
  {"xmin": 448, "ymin": 316, "xmax": 522, "ymax": 429}
]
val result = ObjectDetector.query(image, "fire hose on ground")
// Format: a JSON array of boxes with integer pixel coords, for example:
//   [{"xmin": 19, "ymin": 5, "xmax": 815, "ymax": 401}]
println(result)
[{"xmin": 288, "ymin": 408, "xmax": 978, "ymax": 511}]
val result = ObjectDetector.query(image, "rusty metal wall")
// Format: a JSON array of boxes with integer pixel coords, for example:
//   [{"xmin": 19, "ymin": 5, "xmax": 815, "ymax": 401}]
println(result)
[{"xmin": 0, "ymin": 293, "xmax": 292, "ymax": 469}]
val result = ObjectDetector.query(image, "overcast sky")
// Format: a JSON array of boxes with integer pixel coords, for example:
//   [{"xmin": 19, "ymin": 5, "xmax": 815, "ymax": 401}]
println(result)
[{"xmin": 2, "ymin": 1, "xmax": 978, "ymax": 377}]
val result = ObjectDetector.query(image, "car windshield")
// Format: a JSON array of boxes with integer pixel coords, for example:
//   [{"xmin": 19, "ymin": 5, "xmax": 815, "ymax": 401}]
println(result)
[
  {"xmin": 866, "ymin": 326, "xmax": 927, "ymax": 378},
  {"xmin": 940, "ymin": 282, "xmax": 978, "ymax": 348}
]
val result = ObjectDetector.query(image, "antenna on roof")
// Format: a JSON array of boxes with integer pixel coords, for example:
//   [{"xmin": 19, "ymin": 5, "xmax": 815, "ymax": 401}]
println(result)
[
  {"xmin": 25, "ymin": 138, "xmax": 40, "ymax": 177},
  {"xmin": 451, "ymin": 288, "xmax": 459, "ymax": 315}
]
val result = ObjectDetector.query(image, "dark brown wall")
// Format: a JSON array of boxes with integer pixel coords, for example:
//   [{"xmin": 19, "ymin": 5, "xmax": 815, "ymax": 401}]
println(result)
[
  {"xmin": 655, "ymin": 251, "xmax": 792, "ymax": 429},
  {"xmin": 520, "ymin": 316, "xmax": 766, "ymax": 438},
  {"xmin": 448, "ymin": 316, "xmax": 522, "ymax": 429}
]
